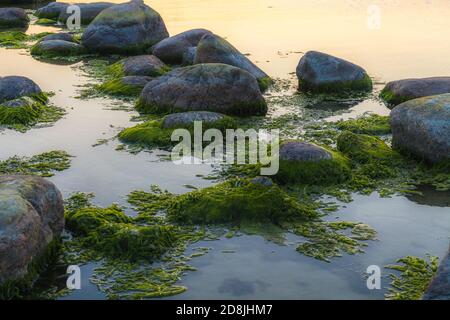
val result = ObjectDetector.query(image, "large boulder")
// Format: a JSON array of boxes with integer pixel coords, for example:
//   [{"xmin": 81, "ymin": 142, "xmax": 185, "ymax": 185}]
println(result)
[
  {"xmin": 194, "ymin": 33, "xmax": 271, "ymax": 91},
  {"xmin": 35, "ymin": 2, "xmax": 69, "ymax": 20},
  {"xmin": 275, "ymin": 141, "xmax": 351, "ymax": 185},
  {"xmin": 0, "ymin": 175, "xmax": 64, "ymax": 290},
  {"xmin": 390, "ymin": 94, "xmax": 450, "ymax": 164},
  {"xmin": 110, "ymin": 55, "xmax": 167, "ymax": 77},
  {"xmin": 0, "ymin": 8, "xmax": 30, "ymax": 28},
  {"xmin": 381, "ymin": 77, "xmax": 450, "ymax": 107},
  {"xmin": 423, "ymin": 247, "xmax": 450, "ymax": 300},
  {"xmin": 81, "ymin": 0, "xmax": 169, "ymax": 54},
  {"xmin": 58, "ymin": 2, "xmax": 115, "ymax": 25},
  {"xmin": 296, "ymin": 51, "xmax": 372, "ymax": 93},
  {"xmin": 152, "ymin": 28, "xmax": 213, "ymax": 65},
  {"xmin": 0, "ymin": 76, "xmax": 42, "ymax": 103},
  {"xmin": 31, "ymin": 40, "xmax": 86, "ymax": 57},
  {"xmin": 137, "ymin": 63, "xmax": 267, "ymax": 116}
]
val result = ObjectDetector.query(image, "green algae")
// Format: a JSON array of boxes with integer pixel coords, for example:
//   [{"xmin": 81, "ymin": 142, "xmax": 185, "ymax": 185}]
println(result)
[
  {"xmin": 107, "ymin": 60, "xmax": 170, "ymax": 78},
  {"xmin": 258, "ymin": 76, "xmax": 273, "ymax": 92},
  {"xmin": 385, "ymin": 255, "xmax": 439, "ymax": 300},
  {"xmin": 336, "ymin": 114, "xmax": 391, "ymax": 135},
  {"xmin": 0, "ymin": 150, "xmax": 72, "ymax": 177},
  {"xmin": 35, "ymin": 18, "xmax": 56, "ymax": 26},
  {"xmin": 97, "ymin": 78, "xmax": 144, "ymax": 97},
  {"xmin": 0, "ymin": 31, "xmax": 52, "ymax": 49},
  {"xmin": 298, "ymin": 74, "xmax": 373, "ymax": 94},
  {"xmin": 118, "ymin": 116, "xmax": 237, "ymax": 151},
  {"xmin": 380, "ymin": 87, "xmax": 411, "ymax": 107}
]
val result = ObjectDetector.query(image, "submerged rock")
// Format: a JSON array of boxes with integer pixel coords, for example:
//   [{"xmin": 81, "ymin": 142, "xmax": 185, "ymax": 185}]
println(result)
[
  {"xmin": 40, "ymin": 32, "xmax": 75, "ymax": 43},
  {"xmin": 58, "ymin": 2, "xmax": 115, "ymax": 25},
  {"xmin": 390, "ymin": 94, "xmax": 450, "ymax": 164},
  {"xmin": 81, "ymin": 0, "xmax": 169, "ymax": 54},
  {"xmin": 152, "ymin": 28, "xmax": 213, "ymax": 65},
  {"xmin": 0, "ymin": 76, "xmax": 41, "ymax": 103},
  {"xmin": 35, "ymin": 2, "xmax": 69, "ymax": 20},
  {"xmin": 194, "ymin": 33, "xmax": 271, "ymax": 91},
  {"xmin": 110, "ymin": 55, "xmax": 167, "ymax": 77},
  {"xmin": 275, "ymin": 141, "xmax": 350, "ymax": 185},
  {"xmin": 31, "ymin": 40, "xmax": 86, "ymax": 57},
  {"xmin": 296, "ymin": 51, "xmax": 372, "ymax": 93},
  {"xmin": 161, "ymin": 111, "xmax": 227, "ymax": 129},
  {"xmin": 423, "ymin": 247, "xmax": 450, "ymax": 300},
  {"xmin": 137, "ymin": 63, "xmax": 267, "ymax": 116},
  {"xmin": 0, "ymin": 8, "xmax": 29, "ymax": 28},
  {"xmin": 99, "ymin": 75, "xmax": 153, "ymax": 96},
  {"xmin": 381, "ymin": 77, "xmax": 450, "ymax": 107},
  {"xmin": 0, "ymin": 175, "xmax": 64, "ymax": 294}
]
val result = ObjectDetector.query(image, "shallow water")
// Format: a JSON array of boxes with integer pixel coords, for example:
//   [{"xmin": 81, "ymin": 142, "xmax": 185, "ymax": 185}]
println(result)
[{"xmin": 1, "ymin": 0, "xmax": 450, "ymax": 300}]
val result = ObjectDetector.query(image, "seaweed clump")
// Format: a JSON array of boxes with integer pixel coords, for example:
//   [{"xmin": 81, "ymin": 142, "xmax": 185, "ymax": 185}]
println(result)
[
  {"xmin": 385, "ymin": 255, "xmax": 439, "ymax": 300},
  {"xmin": 0, "ymin": 150, "xmax": 72, "ymax": 177},
  {"xmin": 0, "ymin": 31, "xmax": 52, "ymax": 49}
]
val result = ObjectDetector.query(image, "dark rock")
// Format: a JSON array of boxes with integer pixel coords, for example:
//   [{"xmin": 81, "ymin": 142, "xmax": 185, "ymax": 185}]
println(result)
[
  {"xmin": 118, "ymin": 55, "xmax": 166, "ymax": 77},
  {"xmin": 40, "ymin": 32, "xmax": 75, "ymax": 43},
  {"xmin": 137, "ymin": 63, "xmax": 267, "ymax": 116},
  {"xmin": 0, "ymin": 8, "xmax": 29, "ymax": 28},
  {"xmin": 381, "ymin": 77, "xmax": 450, "ymax": 107},
  {"xmin": 81, "ymin": 0, "xmax": 169, "ymax": 54},
  {"xmin": 35, "ymin": 2, "xmax": 69, "ymax": 20},
  {"xmin": 161, "ymin": 111, "xmax": 226, "ymax": 129},
  {"xmin": 280, "ymin": 141, "xmax": 332, "ymax": 161},
  {"xmin": 194, "ymin": 33, "xmax": 271, "ymax": 89},
  {"xmin": 31, "ymin": 40, "xmax": 86, "ymax": 57},
  {"xmin": 0, "ymin": 175, "xmax": 64, "ymax": 286},
  {"xmin": 120, "ymin": 75, "xmax": 153, "ymax": 88},
  {"xmin": 152, "ymin": 28, "xmax": 212, "ymax": 65},
  {"xmin": 390, "ymin": 93, "xmax": 450, "ymax": 164},
  {"xmin": 58, "ymin": 2, "xmax": 115, "ymax": 25},
  {"xmin": 296, "ymin": 51, "xmax": 372, "ymax": 93},
  {"xmin": 250, "ymin": 176, "xmax": 274, "ymax": 187},
  {"xmin": 423, "ymin": 247, "xmax": 450, "ymax": 300},
  {"xmin": 0, "ymin": 76, "xmax": 41, "ymax": 103},
  {"xmin": 182, "ymin": 46, "xmax": 197, "ymax": 65}
]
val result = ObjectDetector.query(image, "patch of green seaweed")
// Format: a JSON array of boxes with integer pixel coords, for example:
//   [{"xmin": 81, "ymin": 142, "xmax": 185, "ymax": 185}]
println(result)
[{"xmin": 0, "ymin": 31, "xmax": 52, "ymax": 49}]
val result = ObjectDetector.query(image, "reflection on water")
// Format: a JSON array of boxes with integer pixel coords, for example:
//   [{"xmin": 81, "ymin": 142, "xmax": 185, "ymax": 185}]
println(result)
[
  {"xmin": 1, "ymin": 0, "xmax": 450, "ymax": 300},
  {"xmin": 407, "ymin": 185, "xmax": 450, "ymax": 208}
]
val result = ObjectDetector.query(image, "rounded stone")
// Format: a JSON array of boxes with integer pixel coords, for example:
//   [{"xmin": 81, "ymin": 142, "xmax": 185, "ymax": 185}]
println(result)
[
  {"xmin": 0, "ymin": 8, "xmax": 29, "ymax": 28},
  {"xmin": 0, "ymin": 76, "xmax": 42, "ymax": 103},
  {"xmin": 279, "ymin": 141, "xmax": 332, "ymax": 161},
  {"xmin": 161, "ymin": 111, "xmax": 226, "ymax": 129}
]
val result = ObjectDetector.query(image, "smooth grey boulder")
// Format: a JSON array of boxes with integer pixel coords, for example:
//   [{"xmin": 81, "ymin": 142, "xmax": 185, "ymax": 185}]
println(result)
[
  {"xmin": 152, "ymin": 28, "xmax": 213, "ymax": 65},
  {"xmin": 31, "ymin": 40, "xmax": 86, "ymax": 57},
  {"xmin": 0, "ymin": 8, "xmax": 30, "ymax": 28},
  {"xmin": 35, "ymin": 2, "xmax": 69, "ymax": 20},
  {"xmin": 0, "ymin": 76, "xmax": 41, "ymax": 103},
  {"xmin": 58, "ymin": 2, "xmax": 115, "ymax": 25},
  {"xmin": 279, "ymin": 141, "xmax": 332, "ymax": 162},
  {"xmin": 381, "ymin": 77, "xmax": 450, "ymax": 107},
  {"xmin": 40, "ymin": 32, "xmax": 75, "ymax": 43},
  {"xmin": 296, "ymin": 51, "xmax": 372, "ymax": 93},
  {"xmin": 116, "ymin": 55, "xmax": 167, "ymax": 77},
  {"xmin": 0, "ymin": 175, "xmax": 64, "ymax": 286},
  {"xmin": 81, "ymin": 0, "xmax": 169, "ymax": 54},
  {"xmin": 161, "ymin": 111, "xmax": 227, "ymax": 129},
  {"xmin": 423, "ymin": 247, "xmax": 450, "ymax": 300},
  {"xmin": 194, "ymin": 33, "xmax": 271, "ymax": 90},
  {"xmin": 137, "ymin": 63, "xmax": 267, "ymax": 116},
  {"xmin": 390, "ymin": 93, "xmax": 450, "ymax": 164},
  {"xmin": 182, "ymin": 47, "xmax": 197, "ymax": 65}
]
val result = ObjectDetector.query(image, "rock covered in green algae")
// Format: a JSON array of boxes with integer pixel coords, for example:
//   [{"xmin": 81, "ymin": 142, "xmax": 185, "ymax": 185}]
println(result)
[
  {"xmin": 98, "ymin": 75, "xmax": 153, "ymax": 96},
  {"xmin": 81, "ymin": 0, "xmax": 169, "ymax": 54},
  {"xmin": 194, "ymin": 33, "xmax": 272, "ymax": 91},
  {"xmin": 275, "ymin": 141, "xmax": 351, "ymax": 185},
  {"xmin": 31, "ymin": 40, "xmax": 86, "ymax": 58},
  {"xmin": 423, "ymin": 248, "xmax": 450, "ymax": 300},
  {"xmin": 35, "ymin": 2, "xmax": 69, "ymax": 20},
  {"xmin": 296, "ymin": 51, "xmax": 372, "ymax": 93},
  {"xmin": 65, "ymin": 203, "xmax": 177, "ymax": 262},
  {"xmin": 39, "ymin": 32, "xmax": 75, "ymax": 43},
  {"xmin": 0, "ymin": 8, "xmax": 29, "ymax": 28},
  {"xmin": 390, "ymin": 94, "xmax": 450, "ymax": 164},
  {"xmin": 0, "ymin": 175, "xmax": 64, "ymax": 298},
  {"xmin": 166, "ymin": 177, "xmax": 317, "ymax": 225},
  {"xmin": 152, "ymin": 28, "xmax": 212, "ymax": 65},
  {"xmin": 381, "ymin": 77, "xmax": 450, "ymax": 107},
  {"xmin": 109, "ymin": 55, "xmax": 167, "ymax": 77},
  {"xmin": 136, "ymin": 63, "xmax": 267, "ymax": 116},
  {"xmin": 57, "ymin": 2, "xmax": 115, "ymax": 25},
  {"xmin": 0, "ymin": 76, "xmax": 42, "ymax": 103},
  {"xmin": 337, "ymin": 131, "xmax": 399, "ymax": 163},
  {"xmin": 118, "ymin": 111, "xmax": 237, "ymax": 149}
]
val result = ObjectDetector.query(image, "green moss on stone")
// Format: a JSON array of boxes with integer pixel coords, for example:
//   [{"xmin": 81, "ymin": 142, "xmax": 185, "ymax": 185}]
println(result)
[
  {"xmin": 380, "ymin": 87, "xmax": 411, "ymax": 106},
  {"xmin": 258, "ymin": 76, "xmax": 273, "ymax": 92},
  {"xmin": 337, "ymin": 114, "xmax": 391, "ymax": 135},
  {"xmin": 35, "ymin": 18, "xmax": 56, "ymax": 26},
  {"xmin": 299, "ymin": 74, "xmax": 373, "ymax": 93},
  {"xmin": 0, "ymin": 31, "xmax": 52, "ymax": 49},
  {"xmin": 97, "ymin": 78, "xmax": 143, "ymax": 96}
]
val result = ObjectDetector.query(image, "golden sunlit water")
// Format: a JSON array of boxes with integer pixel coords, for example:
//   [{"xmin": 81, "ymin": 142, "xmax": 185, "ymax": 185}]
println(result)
[{"xmin": 1, "ymin": 0, "xmax": 450, "ymax": 300}]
